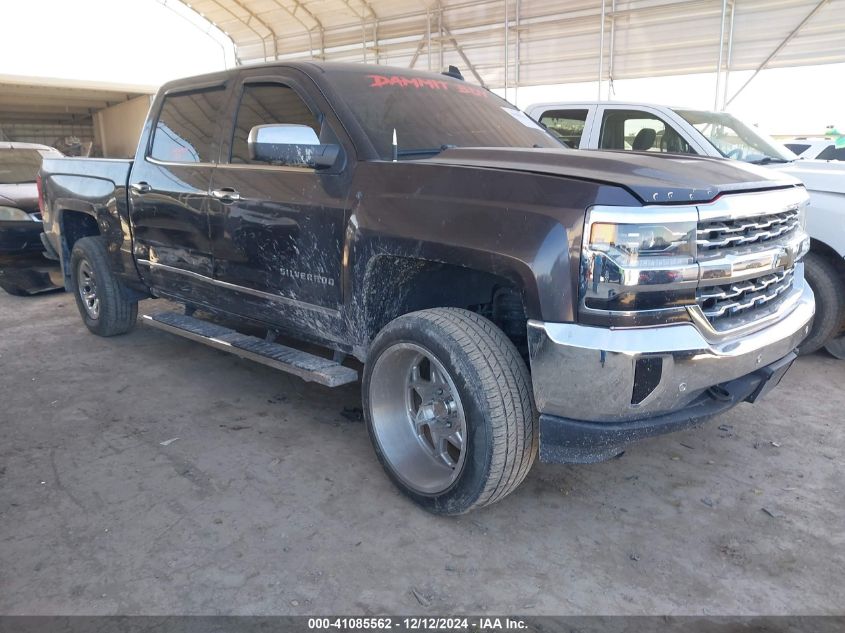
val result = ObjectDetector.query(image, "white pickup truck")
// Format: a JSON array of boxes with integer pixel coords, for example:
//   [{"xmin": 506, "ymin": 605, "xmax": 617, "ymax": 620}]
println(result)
[{"xmin": 524, "ymin": 101, "xmax": 845, "ymax": 358}]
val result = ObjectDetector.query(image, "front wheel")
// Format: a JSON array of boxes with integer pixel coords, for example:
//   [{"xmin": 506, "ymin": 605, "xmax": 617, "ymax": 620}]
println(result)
[
  {"xmin": 798, "ymin": 252, "xmax": 845, "ymax": 355},
  {"xmin": 825, "ymin": 335, "xmax": 845, "ymax": 360},
  {"xmin": 70, "ymin": 236, "xmax": 137, "ymax": 336},
  {"xmin": 363, "ymin": 308, "xmax": 537, "ymax": 515}
]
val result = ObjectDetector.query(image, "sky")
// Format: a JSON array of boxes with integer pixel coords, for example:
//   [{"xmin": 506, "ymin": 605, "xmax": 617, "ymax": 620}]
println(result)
[
  {"xmin": 0, "ymin": 0, "xmax": 234, "ymax": 86},
  {"xmin": 1, "ymin": 0, "xmax": 842, "ymax": 136}
]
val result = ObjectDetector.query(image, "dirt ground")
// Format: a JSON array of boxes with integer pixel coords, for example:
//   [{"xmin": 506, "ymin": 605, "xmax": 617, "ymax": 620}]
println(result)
[{"xmin": 1, "ymin": 290, "xmax": 843, "ymax": 615}]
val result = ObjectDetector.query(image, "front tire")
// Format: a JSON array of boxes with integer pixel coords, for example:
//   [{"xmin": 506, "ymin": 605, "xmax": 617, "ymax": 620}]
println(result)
[
  {"xmin": 798, "ymin": 252, "xmax": 845, "ymax": 355},
  {"xmin": 363, "ymin": 308, "xmax": 537, "ymax": 515},
  {"xmin": 825, "ymin": 335, "xmax": 845, "ymax": 360},
  {"xmin": 70, "ymin": 236, "xmax": 137, "ymax": 336}
]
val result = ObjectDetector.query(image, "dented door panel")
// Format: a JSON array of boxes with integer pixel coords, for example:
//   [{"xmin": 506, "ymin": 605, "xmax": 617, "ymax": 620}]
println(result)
[{"xmin": 207, "ymin": 165, "xmax": 349, "ymax": 311}]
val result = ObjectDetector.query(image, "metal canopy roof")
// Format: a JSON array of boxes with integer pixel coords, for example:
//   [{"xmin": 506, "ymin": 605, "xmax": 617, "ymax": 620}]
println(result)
[{"xmin": 179, "ymin": 0, "xmax": 844, "ymax": 99}]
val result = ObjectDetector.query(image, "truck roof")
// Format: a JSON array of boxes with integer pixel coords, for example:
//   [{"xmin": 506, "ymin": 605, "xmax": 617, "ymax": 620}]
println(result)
[
  {"xmin": 528, "ymin": 100, "xmax": 696, "ymax": 111},
  {"xmin": 159, "ymin": 61, "xmax": 469, "ymax": 93}
]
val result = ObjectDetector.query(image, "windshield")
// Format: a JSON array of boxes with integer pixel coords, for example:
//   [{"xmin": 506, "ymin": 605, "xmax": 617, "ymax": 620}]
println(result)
[
  {"xmin": 673, "ymin": 109, "xmax": 796, "ymax": 164},
  {"xmin": 327, "ymin": 70, "xmax": 563, "ymax": 159},
  {"xmin": 0, "ymin": 149, "xmax": 50, "ymax": 184}
]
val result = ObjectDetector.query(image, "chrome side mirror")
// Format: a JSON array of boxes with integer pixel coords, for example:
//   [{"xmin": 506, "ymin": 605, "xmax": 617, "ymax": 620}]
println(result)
[{"xmin": 247, "ymin": 124, "xmax": 340, "ymax": 169}]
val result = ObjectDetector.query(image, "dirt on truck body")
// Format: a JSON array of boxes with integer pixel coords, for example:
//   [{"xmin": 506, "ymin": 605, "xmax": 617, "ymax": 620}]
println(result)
[{"xmin": 39, "ymin": 62, "xmax": 814, "ymax": 514}]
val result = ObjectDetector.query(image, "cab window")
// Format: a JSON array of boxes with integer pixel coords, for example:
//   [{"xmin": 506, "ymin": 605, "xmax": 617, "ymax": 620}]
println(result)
[
  {"xmin": 538, "ymin": 109, "xmax": 588, "ymax": 148},
  {"xmin": 150, "ymin": 86, "xmax": 226, "ymax": 163},
  {"xmin": 600, "ymin": 110, "xmax": 694, "ymax": 155},
  {"xmin": 784, "ymin": 143, "xmax": 811, "ymax": 155},
  {"xmin": 230, "ymin": 83, "xmax": 322, "ymax": 165},
  {"xmin": 817, "ymin": 145, "xmax": 845, "ymax": 161}
]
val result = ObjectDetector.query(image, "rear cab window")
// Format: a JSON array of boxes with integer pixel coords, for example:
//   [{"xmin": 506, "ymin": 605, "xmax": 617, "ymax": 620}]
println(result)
[
  {"xmin": 538, "ymin": 110, "xmax": 589, "ymax": 148},
  {"xmin": 784, "ymin": 143, "xmax": 811, "ymax": 155},
  {"xmin": 599, "ymin": 109, "xmax": 695, "ymax": 155},
  {"xmin": 150, "ymin": 86, "xmax": 227, "ymax": 163}
]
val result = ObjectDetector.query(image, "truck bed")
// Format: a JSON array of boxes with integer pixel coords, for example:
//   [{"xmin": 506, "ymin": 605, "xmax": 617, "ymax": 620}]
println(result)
[
  {"xmin": 41, "ymin": 156, "xmax": 133, "ymax": 190},
  {"xmin": 39, "ymin": 156, "xmax": 136, "ymax": 289}
]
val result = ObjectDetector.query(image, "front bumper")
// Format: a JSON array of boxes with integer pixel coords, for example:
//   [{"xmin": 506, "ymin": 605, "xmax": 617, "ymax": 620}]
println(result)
[{"xmin": 527, "ymin": 277, "xmax": 814, "ymax": 462}]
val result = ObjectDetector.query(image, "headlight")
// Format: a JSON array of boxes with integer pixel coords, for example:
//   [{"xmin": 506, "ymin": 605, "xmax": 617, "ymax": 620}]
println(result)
[
  {"xmin": 588, "ymin": 221, "xmax": 696, "ymax": 268},
  {"xmin": 0, "ymin": 206, "xmax": 35, "ymax": 222},
  {"xmin": 580, "ymin": 206, "xmax": 698, "ymax": 324}
]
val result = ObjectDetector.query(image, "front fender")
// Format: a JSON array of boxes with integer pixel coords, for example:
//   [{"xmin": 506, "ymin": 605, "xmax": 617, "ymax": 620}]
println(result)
[
  {"xmin": 346, "ymin": 162, "xmax": 612, "ymax": 324},
  {"xmin": 805, "ymin": 189, "xmax": 845, "ymax": 259}
]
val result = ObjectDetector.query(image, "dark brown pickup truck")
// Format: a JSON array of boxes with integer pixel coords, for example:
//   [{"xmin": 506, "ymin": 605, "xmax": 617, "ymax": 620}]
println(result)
[{"xmin": 40, "ymin": 62, "xmax": 814, "ymax": 514}]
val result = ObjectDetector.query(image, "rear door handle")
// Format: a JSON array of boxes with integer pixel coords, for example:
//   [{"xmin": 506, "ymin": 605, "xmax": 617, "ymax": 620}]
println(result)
[
  {"xmin": 211, "ymin": 188, "xmax": 241, "ymax": 202},
  {"xmin": 130, "ymin": 181, "xmax": 151, "ymax": 194}
]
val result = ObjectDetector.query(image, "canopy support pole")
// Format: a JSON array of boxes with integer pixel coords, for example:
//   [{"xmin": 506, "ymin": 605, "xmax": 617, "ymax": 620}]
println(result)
[{"xmin": 726, "ymin": 0, "xmax": 830, "ymax": 107}]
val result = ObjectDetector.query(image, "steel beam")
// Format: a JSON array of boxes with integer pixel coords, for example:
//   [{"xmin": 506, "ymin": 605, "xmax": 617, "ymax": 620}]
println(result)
[
  {"xmin": 607, "ymin": 0, "xmax": 616, "ymax": 98},
  {"xmin": 504, "ymin": 0, "xmax": 509, "ymax": 96},
  {"xmin": 722, "ymin": 0, "xmax": 736, "ymax": 110},
  {"xmin": 514, "ymin": 0, "xmax": 521, "ymax": 103},
  {"xmin": 597, "ymin": 0, "xmax": 606, "ymax": 100},
  {"xmin": 441, "ymin": 23, "xmax": 488, "ymax": 87},
  {"xmin": 714, "ymin": 0, "xmax": 728, "ymax": 110},
  {"xmin": 409, "ymin": 33, "xmax": 428, "ymax": 68},
  {"xmin": 726, "ymin": 0, "xmax": 831, "ymax": 107}
]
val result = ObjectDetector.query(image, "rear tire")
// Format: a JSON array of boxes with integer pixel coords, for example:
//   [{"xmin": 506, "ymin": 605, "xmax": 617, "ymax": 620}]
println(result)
[
  {"xmin": 798, "ymin": 253, "xmax": 845, "ymax": 355},
  {"xmin": 363, "ymin": 308, "xmax": 537, "ymax": 515},
  {"xmin": 70, "ymin": 236, "xmax": 137, "ymax": 336}
]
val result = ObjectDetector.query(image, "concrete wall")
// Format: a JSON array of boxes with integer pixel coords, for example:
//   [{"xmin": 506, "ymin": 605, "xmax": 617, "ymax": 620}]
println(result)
[{"xmin": 93, "ymin": 95, "xmax": 153, "ymax": 158}]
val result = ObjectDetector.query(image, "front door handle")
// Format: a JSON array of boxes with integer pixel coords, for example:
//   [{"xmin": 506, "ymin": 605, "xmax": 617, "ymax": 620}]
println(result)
[
  {"xmin": 211, "ymin": 188, "xmax": 241, "ymax": 202},
  {"xmin": 130, "ymin": 181, "xmax": 151, "ymax": 194}
]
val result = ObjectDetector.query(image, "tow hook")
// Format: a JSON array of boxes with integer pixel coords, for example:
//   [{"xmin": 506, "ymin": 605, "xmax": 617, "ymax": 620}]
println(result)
[{"xmin": 707, "ymin": 385, "xmax": 732, "ymax": 402}]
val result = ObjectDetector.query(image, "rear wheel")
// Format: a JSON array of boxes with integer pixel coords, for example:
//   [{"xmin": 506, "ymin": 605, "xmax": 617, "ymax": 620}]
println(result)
[
  {"xmin": 798, "ymin": 252, "xmax": 845, "ymax": 355},
  {"xmin": 363, "ymin": 308, "xmax": 537, "ymax": 515},
  {"xmin": 70, "ymin": 236, "xmax": 137, "ymax": 336}
]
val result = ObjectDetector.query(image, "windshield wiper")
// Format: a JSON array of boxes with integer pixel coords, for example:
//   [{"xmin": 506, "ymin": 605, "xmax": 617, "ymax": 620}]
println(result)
[
  {"xmin": 748, "ymin": 157, "xmax": 791, "ymax": 165},
  {"xmin": 395, "ymin": 144, "xmax": 457, "ymax": 158}
]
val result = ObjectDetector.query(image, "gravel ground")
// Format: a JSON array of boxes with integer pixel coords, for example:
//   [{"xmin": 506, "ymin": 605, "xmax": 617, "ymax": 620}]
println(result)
[{"xmin": 1, "ymin": 290, "xmax": 843, "ymax": 615}]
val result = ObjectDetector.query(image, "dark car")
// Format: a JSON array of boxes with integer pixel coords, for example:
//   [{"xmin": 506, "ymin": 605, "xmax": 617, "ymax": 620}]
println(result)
[
  {"xmin": 40, "ymin": 63, "xmax": 813, "ymax": 514},
  {"xmin": 0, "ymin": 141, "xmax": 64, "ymax": 295}
]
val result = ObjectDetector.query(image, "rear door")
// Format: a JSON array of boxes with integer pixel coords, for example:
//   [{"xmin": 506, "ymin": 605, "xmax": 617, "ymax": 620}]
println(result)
[
  {"xmin": 207, "ymin": 69, "xmax": 353, "ymax": 324},
  {"xmin": 129, "ymin": 83, "xmax": 227, "ymax": 300}
]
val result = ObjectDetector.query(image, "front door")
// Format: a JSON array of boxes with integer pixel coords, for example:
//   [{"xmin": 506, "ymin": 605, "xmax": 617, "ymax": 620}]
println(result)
[
  {"xmin": 207, "ymin": 73, "xmax": 352, "ymax": 331},
  {"xmin": 590, "ymin": 106, "xmax": 697, "ymax": 155},
  {"xmin": 129, "ymin": 84, "xmax": 227, "ymax": 300}
]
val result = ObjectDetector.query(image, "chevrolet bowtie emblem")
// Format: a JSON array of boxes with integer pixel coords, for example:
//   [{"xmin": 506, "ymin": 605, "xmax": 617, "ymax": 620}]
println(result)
[{"xmin": 773, "ymin": 245, "xmax": 795, "ymax": 270}]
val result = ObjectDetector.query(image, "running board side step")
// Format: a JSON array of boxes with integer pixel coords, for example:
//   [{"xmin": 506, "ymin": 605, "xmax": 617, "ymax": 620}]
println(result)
[{"xmin": 141, "ymin": 312, "xmax": 358, "ymax": 387}]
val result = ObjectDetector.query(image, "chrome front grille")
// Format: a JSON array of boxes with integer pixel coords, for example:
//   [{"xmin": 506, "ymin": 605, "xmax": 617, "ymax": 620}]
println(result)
[
  {"xmin": 695, "ymin": 200, "xmax": 805, "ymax": 331},
  {"xmin": 699, "ymin": 268, "xmax": 795, "ymax": 323},
  {"xmin": 696, "ymin": 208, "xmax": 800, "ymax": 251}
]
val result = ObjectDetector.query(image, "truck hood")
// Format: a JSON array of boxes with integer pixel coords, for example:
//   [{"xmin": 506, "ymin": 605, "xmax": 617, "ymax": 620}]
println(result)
[
  {"xmin": 768, "ymin": 161, "xmax": 845, "ymax": 196},
  {"xmin": 424, "ymin": 147, "xmax": 800, "ymax": 204},
  {"xmin": 0, "ymin": 183, "xmax": 38, "ymax": 212}
]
